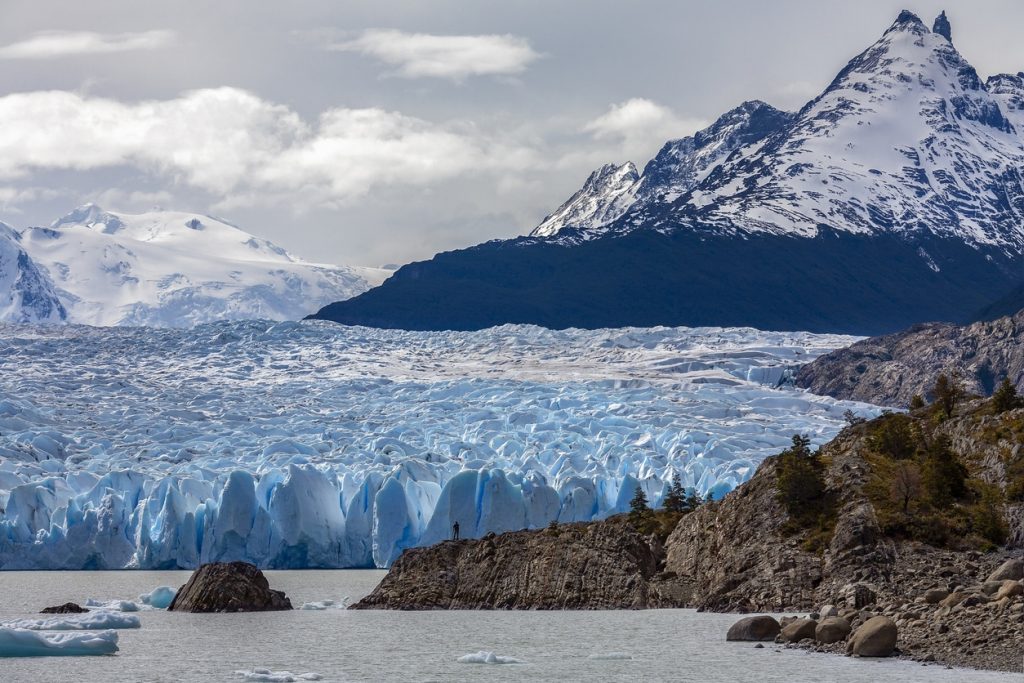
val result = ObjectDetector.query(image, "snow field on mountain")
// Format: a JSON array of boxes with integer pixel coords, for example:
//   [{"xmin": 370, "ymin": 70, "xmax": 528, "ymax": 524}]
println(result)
[
  {"xmin": 0, "ymin": 321, "xmax": 881, "ymax": 569},
  {"xmin": 3, "ymin": 204, "xmax": 390, "ymax": 326}
]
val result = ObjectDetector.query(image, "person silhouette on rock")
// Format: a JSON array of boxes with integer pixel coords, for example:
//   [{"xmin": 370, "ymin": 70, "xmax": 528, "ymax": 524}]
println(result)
[{"xmin": 452, "ymin": 521, "xmax": 460, "ymax": 540}]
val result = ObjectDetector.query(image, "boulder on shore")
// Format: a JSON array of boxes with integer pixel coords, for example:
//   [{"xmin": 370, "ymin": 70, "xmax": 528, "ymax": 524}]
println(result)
[
  {"xmin": 986, "ymin": 559, "xmax": 1023, "ymax": 583},
  {"xmin": 780, "ymin": 618, "xmax": 817, "ymax": 643},
  {"xmin": 726, "ymin": 615, "xmax": 781, "ymax": 642},
  {"xmin": 848, "ymin": 616, "xmax": 897, "ymax": 657},
  {"xmin": 168, "ymin": 562, "xmax": 292, "ymax": 613},
  {"xmin": 815, "ymin": 617, "xmax": 852, "ymax": 644},
  {"xmin": 40, "ymin": 602, "xmax": 88, "ymax": 614}
]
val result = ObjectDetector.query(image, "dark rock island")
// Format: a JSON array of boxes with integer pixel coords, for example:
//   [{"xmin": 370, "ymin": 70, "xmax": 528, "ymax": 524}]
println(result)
[{"xmin": 168, "ymin": 561, "xmax": 292, "ymax": 613}]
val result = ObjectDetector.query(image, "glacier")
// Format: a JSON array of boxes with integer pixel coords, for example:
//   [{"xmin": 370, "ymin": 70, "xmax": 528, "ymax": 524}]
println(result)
[{"xmin": 0, "ymin": 320, "xmax": 883, "ymax": 570}]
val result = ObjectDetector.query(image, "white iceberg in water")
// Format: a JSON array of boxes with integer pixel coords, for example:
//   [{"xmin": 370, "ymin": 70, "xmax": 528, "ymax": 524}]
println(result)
[
  {"xmin": 457, "ymin": 651, "xmax": 523, "ymax": 664},
  {"xmin": 139, "ymin": 586, "xmax": 177, "ymax": 609},
  {"xmin": 0, "ymin": 629, "xmax": 119, "ymax": 657},
  {"xmin": 3, "ymin": 612, "xmax": 140, "ymax": 631},
  {"xmin": 298, "ymin": 597, "xmax": 349, "ymax": 610},
  {"xmin": 235, "ymin": 669, "xmax": 323, "ymax": 682},
  {"xmin": 85, "ymin": 599, "xmax": 141, "ymax": 612}
]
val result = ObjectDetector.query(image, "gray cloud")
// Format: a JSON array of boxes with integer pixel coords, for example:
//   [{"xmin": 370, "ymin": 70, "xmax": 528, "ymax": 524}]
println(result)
[
  {"xmin": 0, "ymin": 30, "xmax": 176, "ymax": 59},
  {"xmin": 0, "ymin": 1, "xmax": 1021, "ymax": 269},
  {"xmin": 330, "ymin": 29, "xmax": 540, "ymax": 80}
]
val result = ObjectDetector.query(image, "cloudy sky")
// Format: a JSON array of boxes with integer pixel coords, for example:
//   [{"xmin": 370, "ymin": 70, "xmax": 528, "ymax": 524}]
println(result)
[{"xmin": 1, "ymin": 1, "xmax": 1022, "ymax": 267}]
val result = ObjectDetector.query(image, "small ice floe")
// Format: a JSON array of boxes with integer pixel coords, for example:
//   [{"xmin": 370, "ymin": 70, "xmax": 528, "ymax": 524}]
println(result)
[
  {"xmin": 85, "ymin": 599, "xmax": 141, "ymax": 612},
  {"xmin": 298, "ymin": 597, "xmax": 350, "ymax": 610},
  {"xmin": 456, "ymin": 651, "xmax": 523, "ymax": 664},
  {"xmin": 234, "ymin": 669, "xmax": 323, "ymax": 682},
  {"xmin": 587, "ymin": 652, "xmax": 633, "ymax": 660},
  {"xmin": 3, "ymin": 612, "xmax": 140, "ymax": 631},
  {"xmin": 139, "ymin": 586, "xmax": 177, "ymax": 609},
  {"xmin": 0, "ymin": 629, "xmax": 119, "ymax": 657}
]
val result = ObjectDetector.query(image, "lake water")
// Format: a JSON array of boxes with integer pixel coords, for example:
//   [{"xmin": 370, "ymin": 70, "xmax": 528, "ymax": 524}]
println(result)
[{"xmin": 0, "ymin": 570, "xmax": 1018, "ymax": 682}]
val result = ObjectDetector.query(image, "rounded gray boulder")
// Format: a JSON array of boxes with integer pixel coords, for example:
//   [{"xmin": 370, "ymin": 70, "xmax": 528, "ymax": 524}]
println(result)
[
  {"xmin": 726, "ymin": 615, "xmax": 781, "ymax": 642},
  {"xmin": 848, "ymin": 616, "xmax": 897, "ymax": 657},
  {"xmin": 815, "ymin": 616, "xmax": 852, "ymax": 644}
]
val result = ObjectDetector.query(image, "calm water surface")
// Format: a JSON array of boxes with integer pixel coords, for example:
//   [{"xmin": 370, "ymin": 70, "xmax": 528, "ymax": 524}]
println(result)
[{"xmin": 0, "ymin": 570, "xmax": 1018, "ymax": 682}]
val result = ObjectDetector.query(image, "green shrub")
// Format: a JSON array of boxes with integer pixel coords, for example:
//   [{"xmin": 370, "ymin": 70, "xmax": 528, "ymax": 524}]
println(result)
[
  {"xmin": 921, "ymin": 436, "xmax": 968, "ymax": 507},
  {"xmin": 932, "ymin": 373, "xmax": 964, "ymax": 418},
  {"xmin": 867, "ymin": 413, "xmax": 918, "ymax": 460},
  {"xmin": 992, "ymin": 377, "xmax": 1022, "ymax": 414}
]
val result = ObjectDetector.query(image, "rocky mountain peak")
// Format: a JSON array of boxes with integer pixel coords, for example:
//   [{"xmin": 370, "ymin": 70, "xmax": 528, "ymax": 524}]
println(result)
[
  {"xmin": 933, "ymin": 10, "xmax": 953, "ymax": 42},
  {"xmin": 886, "ymin": 9, "xmax": 928, "ymax": 35}
]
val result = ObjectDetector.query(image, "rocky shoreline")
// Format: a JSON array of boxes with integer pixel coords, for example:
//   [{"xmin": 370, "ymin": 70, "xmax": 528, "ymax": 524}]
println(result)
[{"xmin": 353, "ymin": 397, "xmax": 1024, "ymax": 673}]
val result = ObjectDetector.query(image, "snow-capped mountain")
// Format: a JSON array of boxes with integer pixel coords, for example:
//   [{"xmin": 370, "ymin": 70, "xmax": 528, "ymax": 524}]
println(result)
[
  {"xmin": 0, "ymin": 222, "xmax": 67, "ymax": 324},
  {"xmin": 662, "ymin": 10, "xmax": 1024, "ymax": 249},
  {"xmin": 5, "ymin": 204, "xmax": 388, "ymax": 327},
  {"xmin": 531, "ymin": 162, "xmax": 639, "ymax": 237},
  {"xmin": 313, "ymin": 11, "xmax": 1024, "ymax": 334},
  {"xmin": 532, "ymin": 100, "xmax": 794, "ymax": 238}
]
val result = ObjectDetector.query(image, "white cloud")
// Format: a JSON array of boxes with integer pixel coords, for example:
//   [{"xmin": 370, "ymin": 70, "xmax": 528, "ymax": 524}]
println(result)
[
  {"xmin": 0, "ymin": 88, "xmax": 538, "ymax": 207},
  {"xmin": 330, "ymin": 29, "xmax": 540, "ymax": 80},
  {"xmin": 565, "ymin": 98, "xmax": 707, "ymax": 170},
  {"xmin": 0, "ymin": 30, "xmax": 176, "ymax": 60},
  {"xmin": 585, "ymin": 98, "xmax": 705, "ymax": 143}
]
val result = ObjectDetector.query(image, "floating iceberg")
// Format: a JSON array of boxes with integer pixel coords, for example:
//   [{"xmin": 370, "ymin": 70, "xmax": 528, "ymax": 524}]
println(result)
[
  {"xmin": 457, "ymin": 651, "xmax": 524, "ymax": 664},
  {"xmin": 0, "ymin": 321, "xmax": 880, "ymax": 570},
  {"xmin": 139, "ymin": 586, "xmax": 177, "ymax": 609},
  {"xmin": 84, "ymin": 599, "xmax": 141, "ymax": 612},
  {"xmin": 0, "ymin": 628, "xmax": 119, "ymax": 657},
  {"xmin": 3, "ymin": 613, "xmax": 140, "ymax": 631},
  {"xmin": 299, "ymin": 599, "xmax": 349, "ymax": 610},
  {"xmin": 235, "ymin": 669, "xmax": 322, "ymax": 682}
]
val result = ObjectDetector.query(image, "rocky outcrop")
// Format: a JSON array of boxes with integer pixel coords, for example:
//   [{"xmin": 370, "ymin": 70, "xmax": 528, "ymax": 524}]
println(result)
[
  {"xmin": 795, "ymin": 309, "xmax": 1024, "ymax": 407},
  {"xmin": 351, "ymin": 520, "xmax": 683, "ymax": 610},
  {"xmin": 168, "ymin": 562, "xmax": 292, "ymax": 613},
  {"xmin": 665, "ymin": 398, "xmax": 1024, "ymax": 671},
  {"xmin": 40, "ymin": 602, "xmax": 87, "ymax": 614}
]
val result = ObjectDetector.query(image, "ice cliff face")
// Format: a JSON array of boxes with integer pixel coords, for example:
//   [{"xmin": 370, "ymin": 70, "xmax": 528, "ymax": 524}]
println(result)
[
  {"xmin": 0, "ymin": 223, "xmax": 66, "ymax": 324},
  {"xmin": 4, "ymin": 204, "xmax": 388, "ymax": 327},
  {"xmin": 0, "ymin": 321, "xmax": 882, "ymax": 570}
]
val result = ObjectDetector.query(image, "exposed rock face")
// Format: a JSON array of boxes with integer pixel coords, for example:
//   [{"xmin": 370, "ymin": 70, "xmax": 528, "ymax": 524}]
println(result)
[
  {"xmin": 665, "ymin": 398, "xmax": 1024, "ymax": 671},
  {"xmin": 168, "ymin": 562, "xmax": 292, "ymax": 613},
  {"xmin": 725, "ymin": 615, "xmax": 781, "ymax": 641},
  {"xmin": 795, "ymin": 309, "xmax": 1024, "ymax": 407},
  {"xmin": 848, "ymin": 616, "xmax": 898, "ymax": 657},
  {"xmin": 40, "ymin": 602, "xmax": 87, "ymax": 614},
  {"xmin": 351, "ymin": 520, "xmax": 682, "ymax": 610}
]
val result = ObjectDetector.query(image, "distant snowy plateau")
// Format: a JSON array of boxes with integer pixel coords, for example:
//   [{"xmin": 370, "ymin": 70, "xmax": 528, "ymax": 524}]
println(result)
[
  {"xmin": 0, "ymin": 321, "xmax": 882, "ymax": 570},
  {"xmin": 0, "ymin": 204, "xmax": 388, "ymax": 327}
]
